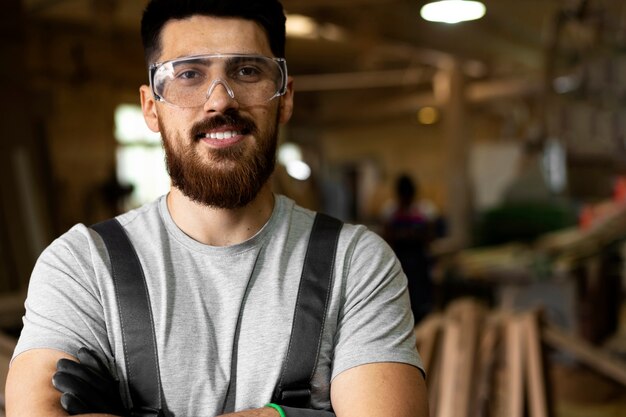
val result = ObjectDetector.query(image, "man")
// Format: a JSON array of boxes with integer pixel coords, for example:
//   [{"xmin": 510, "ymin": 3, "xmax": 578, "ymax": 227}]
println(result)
[{"xmin": 5, "ymin": 1, "xmax": 428, "ymax": 416}]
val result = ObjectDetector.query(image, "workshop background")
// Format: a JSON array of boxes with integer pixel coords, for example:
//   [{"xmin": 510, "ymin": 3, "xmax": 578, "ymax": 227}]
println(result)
[{"xmin": 3, "ymin": 0, "xmax": 626, "ymax": 416}]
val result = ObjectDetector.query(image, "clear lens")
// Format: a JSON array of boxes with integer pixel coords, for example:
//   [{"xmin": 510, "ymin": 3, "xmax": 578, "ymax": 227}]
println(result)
[{"xmin": 150, "ymin": 54, "xmax": 288, "ymax": 108}]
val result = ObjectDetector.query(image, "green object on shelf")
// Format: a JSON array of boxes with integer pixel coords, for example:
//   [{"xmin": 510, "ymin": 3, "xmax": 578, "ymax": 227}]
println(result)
[{"xmin": 475, "ymin": 202, "xmax": 578, "ymax": 246}]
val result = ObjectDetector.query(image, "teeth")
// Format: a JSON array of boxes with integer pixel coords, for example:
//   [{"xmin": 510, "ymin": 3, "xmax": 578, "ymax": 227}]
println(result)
[{"xmin": 204, "ymin": 131, "xmax": 240, "ymax": 140}]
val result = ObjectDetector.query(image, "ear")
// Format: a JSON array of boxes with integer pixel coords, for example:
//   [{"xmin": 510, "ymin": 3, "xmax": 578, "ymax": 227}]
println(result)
[
  {"xmin": 278, "ymin": 77, "xmax": 294, "ymax": 125},
  {"xmin": 140, "ymin": 85, "xmax": 160, "ymax": 133}
]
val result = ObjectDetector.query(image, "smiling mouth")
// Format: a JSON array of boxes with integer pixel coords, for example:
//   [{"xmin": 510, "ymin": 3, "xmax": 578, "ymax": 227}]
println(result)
[
  {"xmin": 191, "ymin": 111, "xmax": 256, "ymax": 142},
  {"xmin": 196, "ymin": 130, "xmax": 243, "ymax": 140}
]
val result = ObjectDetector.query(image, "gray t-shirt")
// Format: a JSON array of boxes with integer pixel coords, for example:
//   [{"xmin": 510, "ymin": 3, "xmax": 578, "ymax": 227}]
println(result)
[{"xmin": 14, "ymin": 194, "xmax": 422, "ymax": 416}]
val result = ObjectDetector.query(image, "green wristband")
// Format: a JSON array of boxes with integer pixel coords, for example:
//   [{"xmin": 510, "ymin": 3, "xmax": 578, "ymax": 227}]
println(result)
[{"xmin": 265, "ymin": 403, "xmax": 286, "ymax": 417}]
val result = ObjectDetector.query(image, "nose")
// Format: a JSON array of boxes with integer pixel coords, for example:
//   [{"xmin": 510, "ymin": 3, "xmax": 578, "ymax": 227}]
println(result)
[{"xmin": 203, "ymin": 79, "xmax": 238, "ymax": 113}]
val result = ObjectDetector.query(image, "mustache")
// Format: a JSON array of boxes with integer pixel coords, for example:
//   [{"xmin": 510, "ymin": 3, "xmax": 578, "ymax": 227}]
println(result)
[{"xmin": 190, "ymin": 110, "xmax": 257, "ymax": 140}]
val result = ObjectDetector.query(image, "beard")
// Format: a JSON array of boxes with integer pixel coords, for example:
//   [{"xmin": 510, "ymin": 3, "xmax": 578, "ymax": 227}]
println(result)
[{"xmin": 160, "ymin": 109, "xmax": 278, "ymax": 209}]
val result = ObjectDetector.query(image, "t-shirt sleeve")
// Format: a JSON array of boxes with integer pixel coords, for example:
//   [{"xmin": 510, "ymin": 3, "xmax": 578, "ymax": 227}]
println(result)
[
  {"xmin": 12, "ymin": 225, "xmax": 113, "ymax": 365},
  {"xmin": 330, "ymin": 228, "xmax": 423, "ymax": 380}
]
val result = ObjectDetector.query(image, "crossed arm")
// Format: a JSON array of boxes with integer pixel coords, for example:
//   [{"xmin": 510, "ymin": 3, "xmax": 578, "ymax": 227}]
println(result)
[
  {"xmin": 6, "ymin": 349, "xmax": 428, "ymax": 417},
  {"xmin": 5, "ymin": 349, "xmax": 114, "ymax": 417}
]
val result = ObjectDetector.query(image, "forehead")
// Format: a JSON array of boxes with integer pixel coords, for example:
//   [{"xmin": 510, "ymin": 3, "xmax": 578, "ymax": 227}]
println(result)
[{"xmin": 158, "ymin": 15, "xmax": 273, "ymax": 62}]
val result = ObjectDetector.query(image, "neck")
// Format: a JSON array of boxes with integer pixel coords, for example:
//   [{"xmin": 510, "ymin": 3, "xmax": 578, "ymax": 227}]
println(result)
[{"xmin": 166, "ymin": 184, "xmax": 275, "ymax": 246}]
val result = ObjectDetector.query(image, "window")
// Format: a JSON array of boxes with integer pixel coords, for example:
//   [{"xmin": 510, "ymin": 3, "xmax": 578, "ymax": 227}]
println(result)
[{"xmin": 114, "ymin": 104, "xmax": 169, "ymax": 210}]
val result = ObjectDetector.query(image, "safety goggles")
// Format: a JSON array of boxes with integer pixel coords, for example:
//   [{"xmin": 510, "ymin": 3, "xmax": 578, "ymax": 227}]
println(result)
[{"xmin": 149, "ymin": 53, "xmax": 288, "ymax": 108}]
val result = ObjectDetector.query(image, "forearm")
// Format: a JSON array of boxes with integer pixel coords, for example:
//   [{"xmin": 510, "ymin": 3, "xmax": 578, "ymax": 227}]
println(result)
[
  {"xmin": 220, "ymin": 407, "xmax": 277, "ymax": 417},
  {"xmin": 282, "ymin": 407, "xmax": 335, "ymax": 417},
  {"xmin": 74, "ymin": 415, "xmax": 121, "ymax": 417},
  {"xmin": 220, "ymin": 406, "xmax": 335, "ymax": 417}
]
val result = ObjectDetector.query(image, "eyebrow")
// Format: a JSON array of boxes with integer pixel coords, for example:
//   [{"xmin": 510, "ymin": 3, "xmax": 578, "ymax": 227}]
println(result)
[
  {"xmin": 168, "ymin": 53, "xmax": 266, "ymax": 61},
  {"xmin": 168, "ymin": 55, "xmax": 267, "ymax": 69}
]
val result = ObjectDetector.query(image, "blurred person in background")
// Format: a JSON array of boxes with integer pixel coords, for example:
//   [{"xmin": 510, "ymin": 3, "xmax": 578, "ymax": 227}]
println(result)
[{"xmin": 382, "ymin": 174, "xmax": 438, "ymax": 323}]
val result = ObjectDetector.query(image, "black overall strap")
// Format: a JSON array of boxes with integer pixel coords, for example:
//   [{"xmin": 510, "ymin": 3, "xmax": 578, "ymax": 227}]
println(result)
[
  {"xmin": 91, "ymin": 218, "xmax": 163, "ymax": 417},
  {"xmin": 273, "ymin": 213, "xmax": 343, "ymax": 408}
]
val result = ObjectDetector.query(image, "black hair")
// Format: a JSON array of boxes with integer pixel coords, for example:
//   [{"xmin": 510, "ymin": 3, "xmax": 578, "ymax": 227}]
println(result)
[{"xmin": 141, "ymin": 0, "xmax": 286, "ymax": 66}]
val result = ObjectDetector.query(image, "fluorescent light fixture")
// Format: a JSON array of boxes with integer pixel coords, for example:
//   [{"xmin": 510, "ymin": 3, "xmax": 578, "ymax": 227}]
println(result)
[{"xmin": 421, "ymin": 0, "xmax": 486, "ymax": 24}]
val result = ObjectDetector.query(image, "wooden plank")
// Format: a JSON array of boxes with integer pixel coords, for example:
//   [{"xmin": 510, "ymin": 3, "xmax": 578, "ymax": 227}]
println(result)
[
  {"xmin": 542, "ymin": 324, "xmax": 626, "ymax": 386},
  {"xmin": 435, "ymin": 318, "xmax": 461, "ymax": 417},
  {"xmin": 414, "ymin": 312, "xmax": 443, "ymax": 417},
  {"xmin": 472, "ymin": 314, "xmax": 502, "ymax": 417},
  {"xmin": 426, "ymin": 329, "xmax": 442, "ymax": 417},
  {"xmin": 415, "ymin": 312, "xmax": 444, "ymax": 376},
  {"xmin": 504, "ymin": 315, "xmax": 524, "ymax": 417},
  {"xmin": 447, "ymin": 298, "xmax": 486, "ymax": 417},
  {"xmin": 414, "ymin": 313, "xmax": 444, "ymax": 346},
  {"xmin": 523, "ymin": 312, "xmax": 550, "ymax": 417}
]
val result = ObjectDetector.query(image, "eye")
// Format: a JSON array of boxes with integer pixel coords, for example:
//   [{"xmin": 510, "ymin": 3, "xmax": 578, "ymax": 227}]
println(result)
[
  {"xmin": 171, "ymin": 63, "xmax": 207, "ymax": 85},
  {"xmin": 232, "ymin": 64, "xmax": 264, "ymax": 82},
  {"xmin": 177, "ymin": 69, "xmax": 202, "ymax": 80}
]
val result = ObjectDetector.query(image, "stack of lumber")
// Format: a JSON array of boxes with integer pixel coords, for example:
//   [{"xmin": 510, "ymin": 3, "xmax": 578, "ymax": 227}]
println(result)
[{"xmin": 415, "ymin": 298, "xmax": 626, "ymax": 417}]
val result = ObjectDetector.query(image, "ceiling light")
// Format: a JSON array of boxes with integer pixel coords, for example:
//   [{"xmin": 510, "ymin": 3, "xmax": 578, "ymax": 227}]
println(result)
[
  {"xmin": 420, "ymin": 0, "xmax": 486, "ymax": 24},
  {"xmin": 286, "ymin": 14, "xmax": 318, "ymax": 38},
  {"xmin": 417, "ymin": 107, "xmax": 440, "ymax": 125}
]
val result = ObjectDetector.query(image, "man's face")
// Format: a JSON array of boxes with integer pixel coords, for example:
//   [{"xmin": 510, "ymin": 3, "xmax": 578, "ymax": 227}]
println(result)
[{"xmin": 140, "ymin": 15, "xmax": 294, "ymax": 209}]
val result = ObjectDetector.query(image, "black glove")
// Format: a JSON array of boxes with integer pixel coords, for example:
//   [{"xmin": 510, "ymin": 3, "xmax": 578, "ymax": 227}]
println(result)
[
  {"xmin": 52, "ymin": 346, "xmax": 127, "ymax": 416},
  {"xmin": 281, "ymin": 406, "xmax": 336, "ymax": 417}
]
